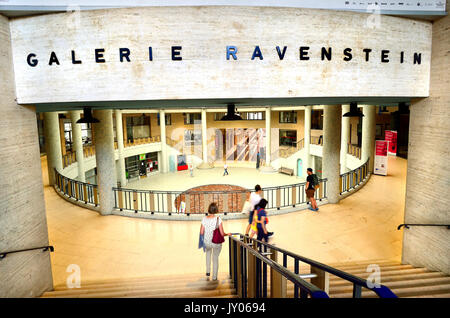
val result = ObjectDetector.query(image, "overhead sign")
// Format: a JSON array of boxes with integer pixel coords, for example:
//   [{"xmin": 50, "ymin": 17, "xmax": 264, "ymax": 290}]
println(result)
[{"xmin": 374, "ymin": 140, "xmax": 388, "ymax": 176}]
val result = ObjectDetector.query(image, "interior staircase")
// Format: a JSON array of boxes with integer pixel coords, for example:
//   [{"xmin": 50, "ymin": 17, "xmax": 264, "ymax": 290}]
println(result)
[{"xmin": 42, "ymin": 260, "xmax": 450, "ymax": 298}]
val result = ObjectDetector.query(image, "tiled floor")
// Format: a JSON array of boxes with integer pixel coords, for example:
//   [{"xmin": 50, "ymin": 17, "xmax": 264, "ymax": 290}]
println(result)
[{"xmin": 42, "ymin": 156, "xmax": 407, "ymax": 287}]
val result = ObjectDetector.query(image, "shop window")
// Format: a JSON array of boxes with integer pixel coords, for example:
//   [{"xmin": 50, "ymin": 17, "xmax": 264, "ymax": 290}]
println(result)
[
  {"xmin": 311, "ymin": 110, "xmax": 323, "ymax": 129},
  {"xmin": 279, "ymin": 111, "xmax": 297, "ymax": 124},
  {"xmin": 279, "ymin": 130, "xmax": 297, "ymax": 146},
  {"xmin": 157, "ymin": 114, "xmax": 172, "ymax": 126},
  {"xmin": 184, "ymin": 113, "xmax": 201, "ymax": 125},
  {"xmin": 80, "ymin": 123, "xmax": 93, "ymax": 146}
]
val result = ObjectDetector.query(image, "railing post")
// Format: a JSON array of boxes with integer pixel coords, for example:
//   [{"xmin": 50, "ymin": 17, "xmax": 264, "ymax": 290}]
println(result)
[
  {"xmin": 236, "ymin": 242, "xmax": 243, "ymax": 298},
  {"xmin": 311, "ymin": 266, "xmax": 330, "ymax": 294},
  {"xmin": 353, "ymin": 284, "xmax": 362, "ymax": 298},
  {"xmin": 247, "ymin": 240, "xmax": 257, "ymax": 298},
  {"xmin": 229, "ymin": 238, "xmax": 235, "ymax": 281},
  {"xmin": 270, "ymin": 250, "xmax": 287, "ymax": 298}
]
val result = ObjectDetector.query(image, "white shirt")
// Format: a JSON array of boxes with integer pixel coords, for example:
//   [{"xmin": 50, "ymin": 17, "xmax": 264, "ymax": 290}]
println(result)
[
  {"xmin": 250, "ymin": 192, "xmax": 262, "ymax": 209},
  {"xmin": 224, "ymin": 164, "xmax": 228, "ymax": 169},
  {"xmin": 241, "ymin": 200, "xmax": 253, "ymax": 214},
  {"xmin": 202, "ymin": 216, "xmax": 222, "ymax": 248}
]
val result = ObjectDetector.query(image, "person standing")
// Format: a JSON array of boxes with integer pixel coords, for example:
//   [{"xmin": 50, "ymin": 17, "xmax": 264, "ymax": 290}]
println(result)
[
  {"xmin": 256, "ymin": 151, "xmax": 260, "ymax": 169},
  {"xmin": 199, "ymin": 203, "xmax": 230, "ymax": 281},
  {"xmin": 255, "ymin": 199, "xmax": 270, "ymax": 242},
  {"xmin": 306, "ymin": 168, "xmax": 319, "ymax": 211}
]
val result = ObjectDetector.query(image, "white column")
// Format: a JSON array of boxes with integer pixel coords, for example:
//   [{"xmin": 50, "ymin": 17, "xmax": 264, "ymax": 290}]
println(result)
[
  {"xmin": 303, "ymin": 106, "xmax": 312, "ymax": 177},
  {"xmin": 265, "ymin": 108, "xmax": 271, "ymax": 165},
  {"xmin": 115, "ymin": 110, "xmax": 126, "ymax": 186},
  {"xmin": 202, "ymin": 109, "xmax": 208, "ymax": 163},
  {"xmin": 93, "ymin": 110, "xmax": 116, "ymax": 215},
  {"xmin": 160, "ymin": 110, "xmax": 168, "ymax": 173},
  {"xmin": 69, "ymin": 110, "xmax": 85, "ymax": 182},
  {"xmin": 362, "ymin": 105, "xmax": 376, "ymax": 172},
  {"xmin": 322, "ymin": 105, "xmax": 342, "ymax": 204},
  {"xmin": 44, "ymin": 112, "xmax": 63, "ymax": 185},
  {"xmin": 340, "ymin": 104, "xmax": 350, "ymax": 174}
]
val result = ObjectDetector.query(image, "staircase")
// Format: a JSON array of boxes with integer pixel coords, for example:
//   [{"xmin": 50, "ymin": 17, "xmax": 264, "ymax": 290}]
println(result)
[
  {"xmin": 286, "ymin": 260, "xmax": 450, "ymax": 298},
  {"xmin": 42, "ymin": 260, "xmax": 450, "ymax": 298},
  {"xmin": 42, "ymin": 273, "xmax": 237, "ymax": 298}
]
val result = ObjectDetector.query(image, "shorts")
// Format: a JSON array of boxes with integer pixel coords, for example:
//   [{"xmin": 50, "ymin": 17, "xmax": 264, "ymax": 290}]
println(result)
[{"xmin": 306, "ymin": 189, "xmax": 315, "ymax": 198}]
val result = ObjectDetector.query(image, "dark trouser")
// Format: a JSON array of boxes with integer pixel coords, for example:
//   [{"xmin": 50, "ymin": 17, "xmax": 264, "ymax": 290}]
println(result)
[
  {"xmin": 223, "ymin": 169, "xmax": 228, "ymax": 176},
  {"xmin": 257, "ymin": 230, "xmax": 269, "ymax": 242}
]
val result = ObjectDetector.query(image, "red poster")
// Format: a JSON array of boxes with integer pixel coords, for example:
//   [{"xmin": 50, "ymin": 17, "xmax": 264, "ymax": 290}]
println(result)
[
  {"xmin": 374, "ymin": 140, "xmax": 388, "ymax": 175},
  {"xmin": 385, "ymin": 130, "xmax": 397, "ymax": 156},
  {"xmin": 376, "ymin": 140, "xmax": 388, "ymax": 156}
]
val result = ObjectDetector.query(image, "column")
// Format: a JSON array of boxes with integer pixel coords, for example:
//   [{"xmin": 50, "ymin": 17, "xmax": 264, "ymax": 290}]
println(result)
[
  {"xmin": 0, "ymin": 15, "xmax": 53, "ymax": 297},
  {"xmin": 265, "ymin": 108, "xmax": 271, "ymax": 165},
  {"xmin": 361, "ymin": 105, "xmax": 376, "ymax": 172},
  {"xmin": 69, "ymin": 110, "xmax": 85, "ymax": 182},
  {"xmin": 303, "ymin": 106, "xmax": 312, "ymax": 177},
  {"xmin": 44, "ymin": 112, "xmax": 63, "ymax": 185},
  {"xmin": 93, "ymin": 110, "xmax": 116, "ymax": 215},
  {"xmin": 202, "ymin": 109, "xmax": 208, "ymax": 163},
  {"xmin": 160, "ymin": 110, "xmax": 168, "ymax": 173},
  {"xmin": 322, "ymin": 105, "xmax": 341, "ymax": 204},
  {"xmin": 115, "ymin": 110, "xmax": 126, "ymax": 186},
  {"xmin": 340, "ymin": 104, "xmax": 350, "ymax": 174}
]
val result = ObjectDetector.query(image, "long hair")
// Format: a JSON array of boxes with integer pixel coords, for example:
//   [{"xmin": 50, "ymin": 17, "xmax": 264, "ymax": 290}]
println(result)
[{"xmin": 208, "ymin": 202, "xmax": 219, "ymax": 214}]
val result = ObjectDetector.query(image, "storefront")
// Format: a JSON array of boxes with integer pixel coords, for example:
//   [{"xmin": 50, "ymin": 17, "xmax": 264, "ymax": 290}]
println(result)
[{"xmin": 125, "ymin": 152, "xmax": 159, "ymax": 180}]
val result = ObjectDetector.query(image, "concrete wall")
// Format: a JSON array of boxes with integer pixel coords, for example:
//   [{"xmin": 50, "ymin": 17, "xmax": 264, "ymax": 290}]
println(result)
[
  {"xmin": 403, "ymin": 9, "xmax": 450, "ymax": 274},
  {"xmin": 0, "ymin": 15, "xmax": 53, "ymax": 297},
  {"xmin": 9, "ymin": 6, "xmax": 431, "ymax": 104}
]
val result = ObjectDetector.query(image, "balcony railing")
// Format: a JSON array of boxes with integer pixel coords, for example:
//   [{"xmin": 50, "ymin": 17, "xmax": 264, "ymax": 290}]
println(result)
[
  {"xmin": 347, "ymin": 144, "xmax": 362, "ymax": 159},
  {"xmin": 340, "ymin": 159, "xmax": 370, "ymax": 194},
  {"xmin": 125, "ymin": 135, "xmax": 160, "ymax": 148},
  {"xmin": 54, "ymin": 169, "xmax": 99, "ymax": 207},
  {"xmin": 310, "ymin": 136, "xmax": 323, "ymax": 146},
  {"xmin": 113, "ymin": 179, "xmax": 327, "ymax": 214}
]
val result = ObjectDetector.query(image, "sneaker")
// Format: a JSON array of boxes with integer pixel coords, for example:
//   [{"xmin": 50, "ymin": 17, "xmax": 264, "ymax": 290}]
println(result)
[
  {"xmin": 268, "ymin": 232, "xmax": 274, "ymax": 237},
  {"xmin": 206, "ymin": 273, "xmax": 210, "ymax": 277},
  {"xmin": 308, "ymin": 207, "xmax": 315, "ymax": 211}
]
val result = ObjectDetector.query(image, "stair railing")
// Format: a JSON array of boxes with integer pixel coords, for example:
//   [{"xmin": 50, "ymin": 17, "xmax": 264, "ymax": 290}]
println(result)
[
  {"xmin": 229, "ymin": 234, "xmax": 397, "ymax": 298},
  {"xmin": 398, "ymin": 224, "xmax": 450, "ymax": 230},
  {"xmin": 228, "ymin": 234, "xmax": 329, "ymax": 298},
  {"xmin": 0, "ymin": 246, "xmax": 54, "ymax": 260}
]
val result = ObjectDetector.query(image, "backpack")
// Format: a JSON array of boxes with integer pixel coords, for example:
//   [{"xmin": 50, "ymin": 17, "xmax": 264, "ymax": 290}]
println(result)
[{"xmin": 312, "ymin": 174, "xmax": 320, "ymax": 189}]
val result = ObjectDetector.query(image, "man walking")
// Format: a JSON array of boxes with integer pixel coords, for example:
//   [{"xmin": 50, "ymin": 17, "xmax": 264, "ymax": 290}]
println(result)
[
  {"xmin": 306, "ymin": 168, "xmax": 319, "ymax": 212},
  {"xmin": 223, "ymin": 163, "xmax": 229, "ymax": 176},
  {"xmin": 256, "ymin": 151, "xmax": 260, "ymax": 169}
]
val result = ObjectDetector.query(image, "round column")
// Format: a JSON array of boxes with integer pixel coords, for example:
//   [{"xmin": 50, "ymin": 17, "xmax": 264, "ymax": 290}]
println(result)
[
  {"xmin": 362, "ymin": 105, "xmax": 376, "ymax": 172},
  {"xmin": 93, "ymin": 110, "xmax": 116, "ymax": 215},
  {"xmin": 44, "ymin": 112, "xmax": 63, "ymax": 185},
  {"xmin": 115, "ymin": 110, "xmax": 126, "ymax": 186},
  {"xmin": 201, "ymin": 109, "xmax": 208, "ymax": 163},
  {"xmin": 303, "ymin": 106, "xmax": 312, "ymax": 177},
  {"xmin": 265, "ymin": 108, "xmax": 271, "ymax": 165},
  {"xmin": 69, "ymin": 110, "xmax": 85, "ymax": 182},
  {"xmin": 340, "ymin": 104, "xmax": 350, "ymax": 174},
  {"xmin": 322, "ymin": 105, "xmax": 342, "ymax": 204},
  {"xmin": 160, "ymin": 110, "xmax": 168, "ymax": 173}
]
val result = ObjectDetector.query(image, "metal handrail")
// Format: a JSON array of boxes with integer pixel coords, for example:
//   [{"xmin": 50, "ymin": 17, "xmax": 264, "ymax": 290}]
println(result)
[
  {"xmin": 398, "ymin": 224, "xmax": 450, "ymax": 230},
  {"xmin": 234, "ymin": 234, "xmax": 397, "ymax": 298},
  {"xmin": 340, "ymin": 158, "xmax": 370, "ymax": 195},
  {"xmin": 0, "ymin": 245, "xmax": 54, "ymax": 260},
  {"xmin": 229, "ymin": 235, "xmax": 329, "ymax": 298}
]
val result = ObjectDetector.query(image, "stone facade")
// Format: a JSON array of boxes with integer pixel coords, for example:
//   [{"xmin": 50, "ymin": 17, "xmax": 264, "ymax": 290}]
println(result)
[
  {"xmin": 0, "ymin": 14, "xmax": 53, "ymax": 297},
  {"xmin": 9, "ymin": 6, "xmax": 431, "ymax": 104},
  {"xmin": 403, "ymin": 7, "xmax": 450, "ymax": 274}
]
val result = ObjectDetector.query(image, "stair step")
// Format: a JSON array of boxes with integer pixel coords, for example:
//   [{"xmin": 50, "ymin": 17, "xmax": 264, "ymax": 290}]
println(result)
[
  {"xmin": 330, "ymin": 283, "xmax": 450, "ymax": 298},
  {"xmin": 53, "ymin": 273, "xmax": 231, "ymax": 289},
  {"xmin": 54, "ymin": 277, "xmax": 232, "ymax": 292},
  {"xmin": 45, "ymin": 281, "xmax": 234, "ymax": 297},
  {"xmin": 330, "ymin": 277, "xmax": 450, "ymax": 294},
  {"xmin": 329, "ymin": 267, "xmax": 428, "ymax": 280},
  {"xmin": 330, "ymin": 271, "xmax": 446, "ymax": 287},
  {"xmin": 44, "ymin": 286, "xmax": 237, "ymax": 298}
]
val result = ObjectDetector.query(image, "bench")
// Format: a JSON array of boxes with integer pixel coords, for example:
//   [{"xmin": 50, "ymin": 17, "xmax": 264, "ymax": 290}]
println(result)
[{"xmin": 279, "ymin": 167, "xmax": 294, "ymax": 176}]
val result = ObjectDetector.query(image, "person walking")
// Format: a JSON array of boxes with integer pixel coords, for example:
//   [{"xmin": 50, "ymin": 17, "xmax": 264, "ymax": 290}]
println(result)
[
  {"xmin": 245, "ymin": 185, "xmax": 262, "ymax": 236},
  {"xmin": 306, "ymin": 168, "xmax": 319, "ymax": 211},
  {"xmin": 199, "ymin": 202, "xmax": 230, "ymax": 281},
  {"xmin": 255, "ymin": 199, "xmax": 270, "ymax": 242},
  {"xmin": 223, "ymin": 163, "xmax": 229, "ymax": 176}
]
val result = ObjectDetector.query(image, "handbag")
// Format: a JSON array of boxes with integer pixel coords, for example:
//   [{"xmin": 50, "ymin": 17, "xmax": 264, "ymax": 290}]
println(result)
[{"xmin": 212, "ymin": 217, "xmax": 225, "ymax": 244}]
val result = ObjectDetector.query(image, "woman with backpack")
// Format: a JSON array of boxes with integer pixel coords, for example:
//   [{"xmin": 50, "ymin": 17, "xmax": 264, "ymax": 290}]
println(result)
[
  {"xmin": 306, "ymin": 168, "xmax": 319, "ymax": 212},
  {"xmin": 199, "ymin": 202, "xmax": 230, "ymax": 281}
]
